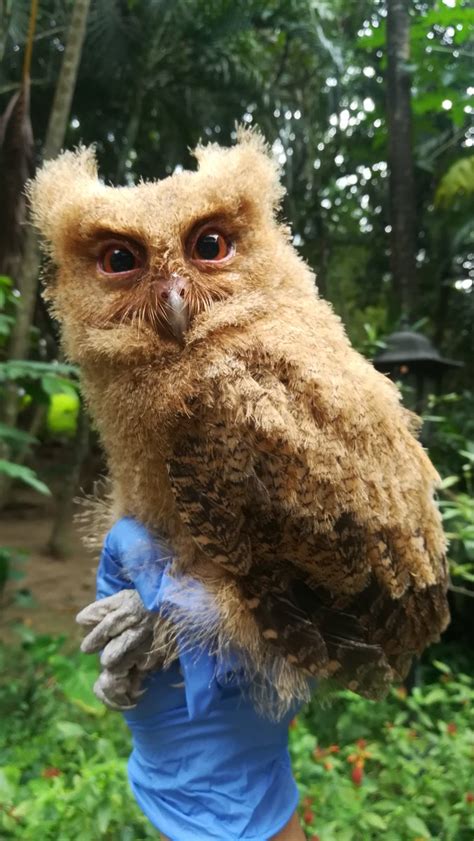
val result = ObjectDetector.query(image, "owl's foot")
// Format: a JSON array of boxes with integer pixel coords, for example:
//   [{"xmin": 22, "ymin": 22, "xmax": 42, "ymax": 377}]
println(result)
[{"xmin": 76, "ymin": 590, "xmax": 162, "ymax": 710}]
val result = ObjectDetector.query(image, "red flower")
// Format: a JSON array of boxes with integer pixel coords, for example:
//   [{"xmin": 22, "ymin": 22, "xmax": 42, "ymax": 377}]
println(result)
[
  {"xmin": 465, "ymin": 792, "xmax": 474, "ymax": 804},
  {"xmin": 302, "ymin": 796, "xmax": 314, "ymax": 807},
  {"xmin": 356, "ymin": 738, "xmax": 367, "ymax": 749},
  {"xmin": 303, "ymin": 809, "xmax": 315, "ymax": 824},
  {"xmin": 289, "ymin": 718, "xmax": 298, "ymax": 730},
  {"xmin": 447, "ymin": 722, "xmax": 457, "ymax": 735},
  {"xmin": 351, "ymin": 765, "xmax": 364, "ymax": 786},
  {"xmin": 328, "ymin": 743, "xmax": 340, "ymax": 754},
  {"xmin": 42, "ymin": 767, "xmax": 61, "ymax": 778},
  {"xmin": 310, "ymin": 836, "xmax": 321, "ymax": 841}
]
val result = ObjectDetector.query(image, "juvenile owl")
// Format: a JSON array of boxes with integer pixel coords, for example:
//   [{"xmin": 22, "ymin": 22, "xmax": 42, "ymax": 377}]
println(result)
[{"xmin": 30, "ymin": 131, "xmax": 449, "ymax": 713}]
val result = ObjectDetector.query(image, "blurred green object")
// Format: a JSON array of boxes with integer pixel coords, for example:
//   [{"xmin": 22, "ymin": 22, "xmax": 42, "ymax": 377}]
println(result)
[{"xmin": 46, "ymin": 392, "xmax": 80, "ymax": 437}]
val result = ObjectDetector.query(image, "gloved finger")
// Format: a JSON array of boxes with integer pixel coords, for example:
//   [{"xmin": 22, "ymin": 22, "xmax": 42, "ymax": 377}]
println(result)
[
  {"xmin": 80, "ymin": 600, "xmax": 148, "ymax": 654},
  {"xmin": 100, "ymin": 625, "xmax": 154, "ymax": 668},
  {"xmin": 93, "ymin": 669, "xmax": 142, "ymax": 711},
  {"xmin": 76, "ymin": 590, "xmax": 142, "ymax": 627}
]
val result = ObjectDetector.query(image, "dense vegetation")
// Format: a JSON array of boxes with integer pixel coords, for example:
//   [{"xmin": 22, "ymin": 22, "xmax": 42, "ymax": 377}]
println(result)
[
  {"xmin": 0, "ymin": 636, "xmax": 473, "ymax": 840},
  {"xmin": 0, "ymin": 1, "xmax": 472, "ymax": 839}
]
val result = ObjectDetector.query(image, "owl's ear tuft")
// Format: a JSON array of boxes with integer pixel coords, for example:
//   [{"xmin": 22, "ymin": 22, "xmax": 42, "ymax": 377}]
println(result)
[
  {"xmin": 194, "ymin": 127, "xmax": 285, "ymax": 217},
  {"xmin": 28, "ymin": 146, "xmax": 98, "ymax": 245}
]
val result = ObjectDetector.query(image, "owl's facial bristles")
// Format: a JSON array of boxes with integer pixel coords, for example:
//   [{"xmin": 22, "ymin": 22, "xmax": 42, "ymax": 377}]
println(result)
[{"xmin": 98, "ymin": 273, "xmax": 231, "ymax": 343}]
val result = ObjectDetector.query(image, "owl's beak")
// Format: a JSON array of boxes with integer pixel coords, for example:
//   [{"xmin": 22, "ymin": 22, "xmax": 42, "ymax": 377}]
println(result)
[{"xmin": 156, "ymin": 274, "xmax": 189, "ymax": 342}]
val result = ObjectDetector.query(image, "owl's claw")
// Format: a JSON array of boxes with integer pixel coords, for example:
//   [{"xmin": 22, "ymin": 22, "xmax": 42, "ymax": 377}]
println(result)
[{"xmin": 93, "ymin": 666, "xmax": 146, "ymax": 711}]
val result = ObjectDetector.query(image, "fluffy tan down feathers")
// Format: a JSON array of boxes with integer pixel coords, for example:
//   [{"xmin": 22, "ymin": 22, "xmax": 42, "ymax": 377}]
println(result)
[{"xmin": 30, "ymin": 131, "xmax": 449, "ymax": 713}]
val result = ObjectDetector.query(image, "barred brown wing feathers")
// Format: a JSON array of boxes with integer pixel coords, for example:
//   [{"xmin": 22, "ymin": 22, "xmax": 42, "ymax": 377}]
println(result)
[
  {"xmin": 241, "ymin": 573, "xmax": 393, "ymax": 696},
  {"xmin": 167, "ymin": 417, "xmax": 253, "ymax": 574},
  {"xmin": 167, "ymin": 371, "xmax": 449, "ymax": 699}
]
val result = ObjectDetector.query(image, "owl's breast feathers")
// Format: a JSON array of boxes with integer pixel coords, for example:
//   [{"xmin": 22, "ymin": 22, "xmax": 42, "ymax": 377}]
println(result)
[{"xmin": 165, "ymin": 317, "xmax": 449, "ymax": 701}]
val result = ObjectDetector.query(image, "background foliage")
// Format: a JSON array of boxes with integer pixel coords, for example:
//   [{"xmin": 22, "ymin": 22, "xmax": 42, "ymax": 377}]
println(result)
[{"xmin": 0, "ymin": 635, "xmax": 473, "ymax": 840}]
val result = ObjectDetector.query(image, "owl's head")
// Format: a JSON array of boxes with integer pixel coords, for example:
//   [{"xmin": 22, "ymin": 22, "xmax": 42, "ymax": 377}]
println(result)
[{"xmin": 30, "ymin": 130, "xmax": 309, "ymax": 359}]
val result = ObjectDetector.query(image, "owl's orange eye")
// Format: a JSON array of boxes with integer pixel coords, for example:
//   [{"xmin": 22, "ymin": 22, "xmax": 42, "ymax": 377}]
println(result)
[
  {"xmin": 98, "ymin": 243, "xmax": 143, "ymax": 275},
  {"xmin": 191, "ymin": 230, "xmax": 233, "ymax": 262}
]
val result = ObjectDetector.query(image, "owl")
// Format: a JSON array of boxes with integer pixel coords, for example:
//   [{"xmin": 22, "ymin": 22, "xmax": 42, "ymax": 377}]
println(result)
[{"xmin": 30, "ymin": 130, "xmax": 449, "ymax": 714}]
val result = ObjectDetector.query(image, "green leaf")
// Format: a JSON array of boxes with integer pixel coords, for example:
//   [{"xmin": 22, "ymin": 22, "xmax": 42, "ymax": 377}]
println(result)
[
  {"xmin": 433, "ymin": 660, "xmax": 452, "ymax": 674},
  {"xmin": 41, "ymin": 375, "xmax": 79, "ymax": 398},
  {"xmin": 0, "ymin": 359, "xmax": 79, "ymax": 382},
  {"xmin": 0, "ymin": 314, "xmax": 15, "ymax": 335},
  {"xmin": 0, "ymin": 460, "xmax": 51, "ymax": 495},
  {"xmin": 60, "ymin": 661, "xmax": 105, "ymax": 717},
  {"xmin": 0, "ymin": 766, "xmax": 20, "ymax": 801},
  {"xmin": 56, "ymin": 721, "xmax": 86, "ymax": 739},
  {"xmin": 435, "ymin": 156, "xmax": 474, "ymax": 208},
  {"xmin": 357, "ymin": 23, "xmax": 385, "ymax": 50},
  {"xmin": 97, "ymin": 806, "xmax": 112, "ymax": 833},
  {"xmin": 405, "ymin": 815, "xmax": 431, "ymax": 836},
  {"xmin": 439, "ymin": 475, "xmax": 460, "ymax": 489},
  {"xmin": 364, "ymin": 813, "xmax": 388, "ymax": 830},
  {"xmin": 0, "ymin": 423, "xmax": 37, "ymax": 446}
]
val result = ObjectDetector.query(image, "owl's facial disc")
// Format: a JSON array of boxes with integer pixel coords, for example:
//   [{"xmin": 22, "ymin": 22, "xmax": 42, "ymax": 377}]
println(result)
[{"xmin": 96, "ymin": 222, "xmax": 236, "ymax": 343}]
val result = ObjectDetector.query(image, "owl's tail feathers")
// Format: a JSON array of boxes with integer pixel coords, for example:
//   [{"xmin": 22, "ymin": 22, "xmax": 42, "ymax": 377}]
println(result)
[
  {"xmin": 242, "ymin": 573, "xmax": 449, "ymax": 703},
  {"xmin": 365, "ymin": 578, "xmax": 450, "ymax": 683},
  {"xmin": 242, "ymin": 577, "xmax": 395, "ymax": 701}
]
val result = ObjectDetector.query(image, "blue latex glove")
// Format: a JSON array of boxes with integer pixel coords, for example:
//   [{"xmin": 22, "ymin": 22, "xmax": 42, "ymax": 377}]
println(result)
[{"xmin": 95, "ymin": 517, "xmax": 303, "ymax": 841}]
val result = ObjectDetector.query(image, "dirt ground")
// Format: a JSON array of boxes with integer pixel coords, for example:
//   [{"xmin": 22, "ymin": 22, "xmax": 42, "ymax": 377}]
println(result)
[{"xmin": 0, "ymin": 498, "xmax": 97, "ymax": 645}]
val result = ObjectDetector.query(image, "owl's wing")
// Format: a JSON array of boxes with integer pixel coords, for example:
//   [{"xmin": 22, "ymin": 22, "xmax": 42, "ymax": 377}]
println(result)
[
  {"xmin": 167, "ymin": 365, "xmax": 450, "ymax": 699},
  {"xmin": 168, "ymin": 415, "xmax": 253, "ymax": 575},
  {"xmin": 168, "ymin": 382, "xmax": 402, "ymax": 695}
]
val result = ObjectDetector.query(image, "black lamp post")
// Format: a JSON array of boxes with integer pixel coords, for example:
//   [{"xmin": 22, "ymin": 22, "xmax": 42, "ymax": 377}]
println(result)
[{"xmin": 373, "ymin": 329, "xmax": 462, "ymax": 414}]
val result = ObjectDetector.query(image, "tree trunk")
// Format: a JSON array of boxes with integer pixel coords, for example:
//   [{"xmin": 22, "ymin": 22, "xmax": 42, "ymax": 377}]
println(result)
[
  {"xmin": 0, "ymin": 0, "xmax": 91, "ymax": 507},
  {"xmin": 7, "ymin": 0, "xmax": 91, "ymax": 360},
  {"xmin": 42, "ymin": 0, "xmax": 91, "ymax": 161},
  {"xmin": 386, "ymin": 0, "xmax": 418, "ymax": 318}
]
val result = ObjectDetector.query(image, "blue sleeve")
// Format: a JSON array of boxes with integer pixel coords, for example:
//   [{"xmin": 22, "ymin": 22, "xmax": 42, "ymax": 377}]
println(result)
[
  {"xmin": 96, "ymin": 516, "xmax": 171, "ymax": 607},
  {"xmin": 96, "ymin": 541, "xmax": 134, "ymax": 600},
  {"xmin": 95, "ymin": 517, "xmax": 228, "ymax": 718}
]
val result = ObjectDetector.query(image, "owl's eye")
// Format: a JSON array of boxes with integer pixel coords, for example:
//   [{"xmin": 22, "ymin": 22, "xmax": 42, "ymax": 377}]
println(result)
[
  {"xmin": 98, "ymin": 243, "xmax": 143, "ymax": 275},
  {"xmin": 191, "ymin": 229, "xmax": 233, "ymax": 263}
]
